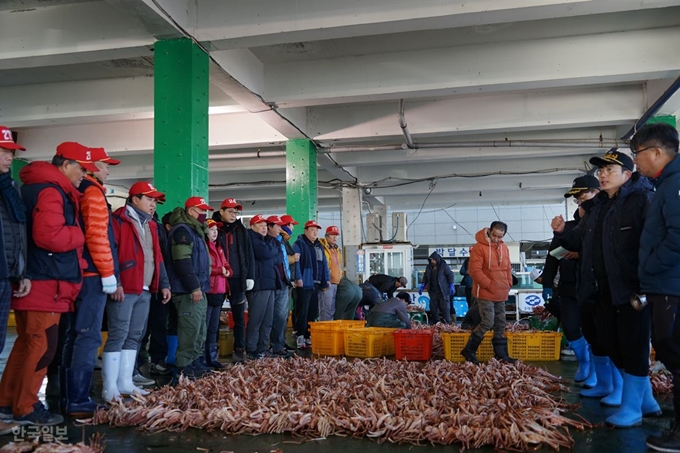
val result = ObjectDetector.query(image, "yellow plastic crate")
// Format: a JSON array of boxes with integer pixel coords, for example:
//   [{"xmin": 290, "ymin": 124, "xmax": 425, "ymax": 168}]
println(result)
[
  {"xmin": 97, "ymin": 331, "xmax": 108, "ymax": 358},
  {"xmin": 507, "ymin": 331, "xmax": 562, "ymax": 361},
  {"xmin": 344, "ymin": 327, "xmax": 397, "ymax": 358},
  {"xmin": 441, "ymin": 331, "xmax": 497, "ymax": 362},
  {"xmin": 310, "ymin": 320, "xmax": 366, "ymax": 356},
  {"xmin": 7, "ymin": 310, "xmax": 15, "ymax": 327},
  {"xmin": 219, "ymin": 327, "xmax": 234, "ymax": 357}
]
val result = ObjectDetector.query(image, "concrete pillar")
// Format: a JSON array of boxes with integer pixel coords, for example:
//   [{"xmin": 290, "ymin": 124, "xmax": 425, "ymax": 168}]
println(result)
[
  {"xmin": 11, "ymin": 158, "xmax": 28, "ymax": 186},
  {"xmin": 286, "ymin": 139, "xmax": 317, "ymax": 237},
  {"xmin": 646, "ymin": 115, "xmax": 677, "ymax": 128},
  {"xmin": 153, "ymin": 38, "xmax": 209, "ymax": 216},
  {"xmin": 341, "ymin": 187, "xmax": 363, "ymax": 282}
]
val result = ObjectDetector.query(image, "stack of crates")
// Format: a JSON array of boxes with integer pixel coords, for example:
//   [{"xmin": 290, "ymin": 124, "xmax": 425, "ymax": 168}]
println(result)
[
  {"xmin": 394, "ymin": 329, "xmax": 433, "ymax": 361},
  {"xmin": 309, "ymin": 320, "xmax": 365, "ymax": 356},
  {"xmin": 344, "ymin": 327, "xmax": 397, "ymax": 358}
]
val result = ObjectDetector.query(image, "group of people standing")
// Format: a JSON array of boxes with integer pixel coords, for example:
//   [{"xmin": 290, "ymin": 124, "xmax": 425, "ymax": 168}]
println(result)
[
  {"xmin": 0, "ymin": 129, "xmax": 350, "ymax": 433},
  {"xmin": 542, "ymin": 123, "xmax": 680, "ymax": 451}
]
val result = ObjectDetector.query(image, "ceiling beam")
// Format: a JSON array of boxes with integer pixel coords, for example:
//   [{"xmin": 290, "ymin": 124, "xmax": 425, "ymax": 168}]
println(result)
[
  {"xmin": 0, "ymin": 2, "xmax": 156, "ymax": 70},
  {"xmin": 306, "ymin": 85, "xmax": 643, "ymax": 141},
  {"xmin": 265, "ymin": 27, "xmax": 680, "ymax": 107},
  {"xmin": 158, "ymin": 0, "xmax": 680, "ymax": 50}
]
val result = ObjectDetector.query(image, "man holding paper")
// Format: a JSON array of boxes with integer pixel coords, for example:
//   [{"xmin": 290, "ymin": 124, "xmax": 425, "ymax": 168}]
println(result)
[{"xmin": 543, "ymin": 175, "xmax": 600, "ymax": 390}]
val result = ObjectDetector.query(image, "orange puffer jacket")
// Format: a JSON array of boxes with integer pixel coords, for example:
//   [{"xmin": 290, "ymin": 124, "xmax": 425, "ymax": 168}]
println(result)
[
  {"xmin": 80, "ymin": 175, "xmax": 115, "ymax": 278},
  {"xmin": 469, "ymin": 228, "xmax": 513, "ymax": 302}
]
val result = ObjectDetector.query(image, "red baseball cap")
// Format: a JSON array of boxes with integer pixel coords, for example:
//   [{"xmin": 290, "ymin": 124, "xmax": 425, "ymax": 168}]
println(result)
[
  {"xmin": 55, "ymin": 142, "xmax": 99, "ymax": 172},
  {"xmin": 185, "ymin": 196, "xmax": 214, "ymax": 211},
  {"xmin": 0, "ymin": 126, "xmax": 25, "ymax": 151},
  {"xmin": 220, "ymin": 198, "xmax": 243, "ymax": 210},
  {"xmin": 326, "ymin": 226, "xmax": 340, "ymax": 235},
  {"xmin": 281, "ymin": 214, "xmax": 299, "ymax": 225},
  {"xmin": 206, "ymin": 218, "xmax": 223, "ymax": 229},
  {"xmin": 91, "ymin": 147, "xmax": 120, "ymax": 165},
  {"xmin": 266, "ymin": 215, "xmax": 286, "ymax": 225},
  {"xmin": 304, "ymin": 220, "xmax": 322, "ymax": 229},
  {"xmin": 128, "ymin": 181, "xmax": 165, "ymax": 200},
  {"xmin": 250, "ymin": 214, "xmax": 267, "ymax": 226}
]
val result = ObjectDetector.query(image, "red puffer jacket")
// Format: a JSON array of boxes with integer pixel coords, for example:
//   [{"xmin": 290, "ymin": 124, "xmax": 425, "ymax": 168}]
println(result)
[
  {"xmin": 207, "ymin": 240, "xmax": 231, "ymax": 295},
  {"xmin": 13, "ymin": 162, "xmax": 85, "ymax": 312}
]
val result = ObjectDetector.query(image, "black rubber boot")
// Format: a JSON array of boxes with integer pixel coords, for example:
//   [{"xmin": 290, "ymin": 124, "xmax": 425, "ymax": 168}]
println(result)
[
  {"xmin": 492, "ymin": 337, "xmax": 517, "ymax": 363},
  {"xmin": 647, "ymin": 397, "xmax": 680, "ymax": 452},
  {"xmin": 461, "ymin": 332, "xmax": 483, "ymax": 364},
  {"xmin": 207, "ymin": 343, "xmax": 224, "ymax": 369},
  {"xmin": 646, "ymin": 373, "xmax": 680, "ymax": 452},
  {"xmin": 65, "ymin": 368, "xmax": 99, "ymax": 417},
  {"xmin": 45, "ymin": 367, "xmax": 60, "ymax": 399}
]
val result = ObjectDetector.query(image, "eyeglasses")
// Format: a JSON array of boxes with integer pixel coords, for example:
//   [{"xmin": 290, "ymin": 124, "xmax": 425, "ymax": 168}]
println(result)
[
  {"xmin": 631, "ymin": 145, "xmax": 657, "ymax": 157},
  {"xmin": 222, "ymin": 209, "xmax": 239, "ymax": 215},
  {"xmin": 575, "ymin": 194, "xmax": 590, "ymax": 206},
  {"xmin": 595, "ymin": 166, "xmax": 621, "ymax": 177}
]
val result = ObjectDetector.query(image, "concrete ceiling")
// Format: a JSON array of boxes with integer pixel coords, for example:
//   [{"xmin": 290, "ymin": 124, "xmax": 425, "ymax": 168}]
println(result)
[{"xmin": 3, "ymin": 0, "xmax": 680, "ymax": 212}]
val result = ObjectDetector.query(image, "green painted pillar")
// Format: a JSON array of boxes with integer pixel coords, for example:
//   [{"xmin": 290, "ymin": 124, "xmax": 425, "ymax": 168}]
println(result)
[
  {"xmin": 286, "ymin": 139, "xmax": 317, "ymax": 237},
  {"xmin": 646, "ymin": 115, "xmax": 677, "ymax": 128},
  {"xmin": 11, "ymin": 158, "xmax": 28, "ymax": 186},
  {"xmin": 153, "ymin": 38, "xmax": 209, "ymax": 216}
]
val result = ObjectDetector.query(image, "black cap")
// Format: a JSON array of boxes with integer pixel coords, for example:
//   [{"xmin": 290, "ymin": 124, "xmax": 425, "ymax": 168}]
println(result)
[
  {"xmin": 589, "ymin": 150, "xmax": 634, "ymax": 172},
  {"xmin": 564, "ymin": 175, "xmax": 601, "ymax": 198}
]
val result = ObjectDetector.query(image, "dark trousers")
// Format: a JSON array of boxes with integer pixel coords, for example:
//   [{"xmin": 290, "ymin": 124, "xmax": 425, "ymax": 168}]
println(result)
[
  {"xmin": 649, "ymin": 294, "xmax": 680, "ymax": 373},
  {"xmin": 0, "ymin": 279, "xmax": 13, "ymax": 355},
  {"xmin": 429, "ymin": 291, "xmax": 451, "ymax": 324},
  {"xmin": 245, "ymin": 290, "xmax": 275, "ymax": 354},
  {"xmin": 597, "ymin": 296, "xmax": 651, "ymax": 377},
  {"xmin": 63, "ymin": 276, "xmax": 107, "ymax": 370},
  {"xmin": 293, "ymin": 285, "xmax": 319, "ymax": 338},
  {"xmin": 228, "ymin": 277, "xmax": 246, "ymax": 350},
  {"xmin": 464, "ymin": 287, "xmax": 472, "ymax": 308},
  {"xmin": 560, "ymin": 295, "xmax": 583, "ymax": 342},
  {"xmin": 147, "ymin": 293, "xmax": 169, "ymax": 363},
  {"xmin": 47, "ymin": 310, "xmax": 70, "ymax": 378},
  {"xmin": 580, "ymin": 301, "xmax": 606, "ymax": 356},
  {"xmin": 205, "ymin": 293, "xmax": 224, "ymax": 347}
]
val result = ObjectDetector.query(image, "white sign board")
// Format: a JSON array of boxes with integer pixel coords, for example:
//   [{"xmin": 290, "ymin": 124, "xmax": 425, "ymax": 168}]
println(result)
[
  {"xmin": 428, "ymin": 246, "xmax": 472, "ymax": 258},
  {"xmin": 518, "ymin": 292, "xmax": 545, "ymax": 313}
]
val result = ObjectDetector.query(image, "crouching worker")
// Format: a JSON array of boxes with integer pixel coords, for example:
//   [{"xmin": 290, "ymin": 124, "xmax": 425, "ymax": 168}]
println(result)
[{"xmin": 365, "ymin": 292, "xmax": 411, "ymax": 328}]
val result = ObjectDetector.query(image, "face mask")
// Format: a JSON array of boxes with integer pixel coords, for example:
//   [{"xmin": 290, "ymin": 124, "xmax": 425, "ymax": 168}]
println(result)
[{"xmin": 197, "ymin": 213, "xmax": 207, "ymax": 223}]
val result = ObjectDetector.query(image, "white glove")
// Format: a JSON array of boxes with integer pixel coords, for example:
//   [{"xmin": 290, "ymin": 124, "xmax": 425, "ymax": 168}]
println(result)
[
  {"xmin": 246, "ymin": 279, "xmax": 254, "ymax": 291},
  {"xmin": 101, "ymin": 275, "xmax": 118, "ymax": 294}
]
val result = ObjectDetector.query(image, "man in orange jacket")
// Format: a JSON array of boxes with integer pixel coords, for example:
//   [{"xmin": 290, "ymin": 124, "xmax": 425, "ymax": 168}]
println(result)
[
  {"xmin": 461, "ymin": 221, "xmax": 516, "ymax": 364},
  {"xmin": 61, "ymin": 147, "xmax": 121, "ymax": 416}
]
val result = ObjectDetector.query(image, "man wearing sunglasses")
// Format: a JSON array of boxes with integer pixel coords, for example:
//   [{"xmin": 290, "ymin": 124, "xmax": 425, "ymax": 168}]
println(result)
[{"xmin": 632, "ymin": 123, "xmax": 680, "ymax": 452}]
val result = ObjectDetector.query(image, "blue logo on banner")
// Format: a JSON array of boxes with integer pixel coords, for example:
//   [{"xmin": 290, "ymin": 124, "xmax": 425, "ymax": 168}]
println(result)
[{"xmin": 525, "ymin": 295, "xmax": 542, "ymax": 307}]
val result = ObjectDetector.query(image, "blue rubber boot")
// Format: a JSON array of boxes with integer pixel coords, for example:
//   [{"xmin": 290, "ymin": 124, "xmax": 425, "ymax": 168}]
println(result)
[
  {"xmin": 642, "ymin": 377, "xmax": 662, "ymax": 417},
  {"xmin": 580, "ymin": 355, "xmax": 613, "ymax": 398},
  {"xmin": 569, "ymin": 337, "xmax": 591, "ymax": 382},
  {"xmin": 583, "ymin": 357, "xmax": 598, "ymax": 388},
  {"xmin": 601, "ymin": 367, "xmax": 623, "ymax": 407},
  {"xmin": 166, "ymin": 335, "xmax": 178, "ymax": 366},
  {"xmin": 606, "ymin": 373, "xmax": 646, "ymax": 428}
]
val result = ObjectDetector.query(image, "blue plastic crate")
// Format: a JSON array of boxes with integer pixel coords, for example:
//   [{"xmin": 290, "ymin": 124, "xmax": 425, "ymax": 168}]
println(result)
[{"xmin": 453, "ymin": 300, "xmax": 468, "ymax": 318}]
